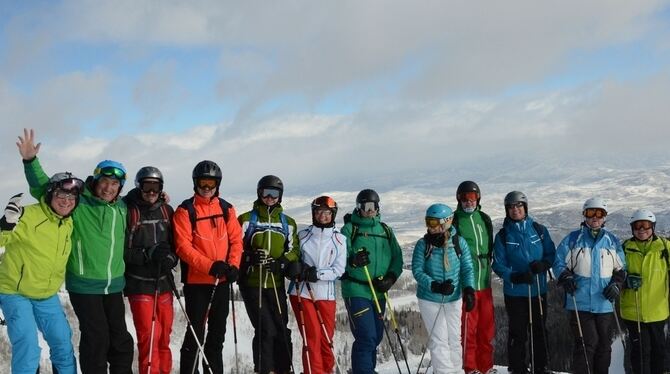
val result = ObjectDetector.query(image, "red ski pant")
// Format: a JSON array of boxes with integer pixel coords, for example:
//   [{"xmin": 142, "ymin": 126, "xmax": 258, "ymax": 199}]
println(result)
[
  {"xmin": 461, "ymin": 287, "xmax": 495, "ymax": 373},
  {"xmin": 128, "ymin": 292, "xmax": 174, "ymax": 374},
  {"xmin": 289, "ymin": 295, "xmax": 336, "ymax": 374}
]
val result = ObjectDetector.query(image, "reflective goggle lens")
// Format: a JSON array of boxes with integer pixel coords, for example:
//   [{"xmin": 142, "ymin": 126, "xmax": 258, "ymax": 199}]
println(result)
[
  {"xmin": 261, "ymin": 188, "xmax": 280, "ymax": 199},
  {"xmin": 460, "ymin": 192, "xmax": 478, "ymax": 202},
  {"xmin": 425, "ymin": 216, "xmax": 452, "ymax": 228},
  {"xmin": 196, "ymin": 178, "xmax": 218, "ymax": 190},
  {"xmin": 140, "ymin": 180, "xmax": 162, "ymax": 194},
  {"xmin": 632, "ymin": 221, "xmax": 653, "ymax": 231},
  {"xmin": 584, "ymin": 208, "xmax": 606, "ymax": 219},
  {"xmin": 96, "ymin": 166, "xmax": 126, "ymax": 181},
  {"xmin": 314, "ymin": 208, "xmax": 333, "ymax": 216},
  {"xmin": 357, "ymin": 202, "xmax": 378, "ymax": 212},
  {"xmin": 506, "ymin": 202, "xmax": 525, "ymax": 210},
  {"xmin": 60, "ymin": 178, "xmax": 84, "ymax": 192}
]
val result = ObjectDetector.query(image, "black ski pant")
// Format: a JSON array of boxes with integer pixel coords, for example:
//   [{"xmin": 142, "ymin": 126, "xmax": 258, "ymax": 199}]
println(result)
[
  {"xmin": 68, "ymin": 292, "xmax": 134, "ymax": 374},
  {"xmin": 568, "ymin": 311, "xmax": 614, "ymax": 374},
  {"xmin": 624, "ymin": 318, "xmax": 667, "ymax": 374},
  {"xmin": 504, "ymin": 294, "xmax": 548, "ymax": 373},
  {"xmin": 180, "ymin": 283, "xmax": 230, "ymax": 374},
  {"xmin": 240, "ymin": 284, "xmax": 293, "ymax": 374}
]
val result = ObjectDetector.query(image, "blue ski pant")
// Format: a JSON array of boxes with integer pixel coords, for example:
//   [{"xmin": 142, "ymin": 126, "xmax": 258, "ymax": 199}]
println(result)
[
  {"xmin": 345, "ymin": 296, "xmax": 386, "ymax": 374},
  {"xmin": 0, "ymin": 293, "xmax": 76, "ymax": 374}
]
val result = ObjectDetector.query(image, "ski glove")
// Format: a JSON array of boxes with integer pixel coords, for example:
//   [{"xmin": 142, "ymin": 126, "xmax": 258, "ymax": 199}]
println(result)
[
  {"xmin": 626, "ymin": 273, "xmax": 643, "ymax": 290},
  {"xmin": 463, "ymin": 286, "xmax": 476, "ymax": 312},
  {"xmin": 603, "ymin": 281, "xmax": 621, "ymax": 302},
  {"xmin": 284, "ymin": 261, "xmax": 303, "ymax": 280},
  {"xmin": 1, "ymin": 193, "xmax": 23, "ymax": 230},
  {"xmin": 209, "ymin": 261, "xmax": 230, "ymax": 278},
  {"xmin": 430, "ymin": 279, "xmax": 455, "ymax": 295},
  {"xmin": 251, "ymin": 249, "xmax": 271, "ymax": 266},
  {"xmin": 372, "ymin": 273, "xmax": 397, "ymax": 293},
  {"xmin": 529, "ymin": 260, "xmax": 551, "ymax": 274},
  {"xmin": 303, "ymin": 266, "xmax": 319, "ymax": 283},
  {"xmin": 268, "ymin": 256, "xmax": 289, "ymax": 276},
  {"xmin": 224, "ymin": 266, "xmax": 239, "ymax": 283},
  {"xmin": 510, "ymin": 272, "xmax": 533, "ymax": 284},
  {"xmin": 557, "ymin": 269, "xmax": 577, "ymax": 294},
  {"xmin": 350, "ymin": 248, "xmax": 370, "ymax": 268}
]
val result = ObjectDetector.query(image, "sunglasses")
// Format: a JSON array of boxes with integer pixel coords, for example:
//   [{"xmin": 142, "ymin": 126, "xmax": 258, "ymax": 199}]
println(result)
[
  {"xmin": 425, "ymin": 216, "xmax": 452, "ymax": 228},
  {"xmin": 95, "ymin": 166, "xmax": 126, "ymax": 181},
  {"xmin": 196, "ymin": 178, "xmax": 218, "ymax": 190},
  {"xmin": 261, "ymin": 188, "xmax": 280, "ymax": 199},
  {"xmin": 506, "ymin": 202, "xmax": 525, "ymax": 210},
  {"xmin": 584, "ymin": 208, "xmax": 606, "ymax": 219},
  {"xmin": 459, "ymin": 192, "xmax": 478, "ymax": 202},
  {"xmin": 357, "ymin": 201, "xmax": 378, "ymax": 212},
  {"xmin": 632, "ymin": 221, "xmax": 653, "ymax": 231},
  {"xmin": 53, "ymin": 189, "xmax": 79, "ymax": 201},
  {"xmin": 140, "ymin": 180, "xmax": 163, "ymax": 194}
]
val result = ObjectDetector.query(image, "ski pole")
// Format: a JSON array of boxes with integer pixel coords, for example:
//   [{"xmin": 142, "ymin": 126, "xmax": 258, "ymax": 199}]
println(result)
[
  {"xmin": 528, "ymin": 284, "xmax": 535, "ymax": 374},
  {"xmin": 258, "ymin": 262, "xmax": 263, "ymax": 373},
  {"xmin": 146, "ymin": 262, "xmax": 162, "ymax": 374},
  {"xmin": 166, "ymin": 273, "xmax": 213, "ymax": 374},
  {"xmin": 295, "ymin": 282, "xmax": 313, "ymax": 374},
  {"xmin": 571, "ymin": 294, "xmax": 591, "ymax": 374},
  {"xmin": 536, "ymin": 276, "xmax": 550, "ymax": 367},
  {"xmin": 385, "ymin": 292, "xmax": 412, "ymax": 374},
  {"xmin": 634, "ymin": 289, "xmax": 644, "ymax": 374},
  {"xmin": 462, "ymin": 302, "xmax": 468, "ymax": 368},
  {"xmin": 415, "ymin": 296, "xmax": 446, "ymax": 374},
  {"xmin": 230, "ymin": 283, "xmax": 239, "ymax": 374},
  {"xmin": 304, "ymin": 282, "xmax": 342, "ymax": 374},
  {"xmin": 269, "ymin": 270, "xmax": 296, "ymax": 374},
  {"xmin": 191, "ymin": 277, "xmax": 220, "ymax": 374},
  {"xmin": 610, "ymin": 301, "xmax": 626, "ymax": 352},
  {"xmin": 362, "ymin": 263, "xmax": 403, "ymax": 374}
]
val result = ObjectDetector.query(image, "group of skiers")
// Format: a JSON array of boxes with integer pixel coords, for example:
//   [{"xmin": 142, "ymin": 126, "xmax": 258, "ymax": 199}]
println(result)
[{"xmin": 0, "ymin": 127, "xmax": 668, "ymax": 374}]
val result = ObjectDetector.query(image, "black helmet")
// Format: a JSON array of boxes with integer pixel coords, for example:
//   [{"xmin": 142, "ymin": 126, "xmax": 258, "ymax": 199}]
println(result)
[
  {"xmin": 257, "ymin": 175, "xmax": 284, "ymax": 203},
  {"xmin": 311, "ymin": 195, "xmax": 338, "ymax": 227},
  {"xmin": 192, "ymin": 160, "xmax": 222, "ymax": 191},
  {"xmin": 46, "ymin": 172, "xmax": 85, "ymax": 209},
  {"xmin": 504, "ymin": 191, "xmax": 528, "ymax": 217},
  {"xmin": 356, "ymin": 188, "xmax": 380, "ymax": 212},
  {"xmin": 456, "ymin": 181, "xmax": 481, "ymax": 206},
  {"xmin": 135, "ymin": 166, "xmax": 164, "ymax": 188}
]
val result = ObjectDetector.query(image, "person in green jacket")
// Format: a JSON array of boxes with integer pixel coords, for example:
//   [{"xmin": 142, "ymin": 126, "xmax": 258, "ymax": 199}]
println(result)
[
  {"xmin": 0, "ymin": 172, "xmax": 83, "ymax": 374},
  {"xmin": 17, "ymin": 128, "xmax": 134, "ymax": 374},
  {"xmin": 238, "ymin": 175, "xmax": 300, "ymax": 374},
  {"xmin": 620, "ymin": 209, "xmax": 669, "ymax": 374},
  {"xmin": 341, "ymin": 188, "xmax": 403, "ymax": 374}
]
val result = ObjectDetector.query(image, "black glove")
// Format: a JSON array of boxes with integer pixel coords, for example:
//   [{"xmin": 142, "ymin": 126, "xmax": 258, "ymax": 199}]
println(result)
[
  {"xmin": 251, "ymin": 249, "xmax": 271, "ymax": 266},
  {"xmin": 463, "ymin": 286, "xmax": 476, "ymax": 312},
  {"xmin": 557, "ymin": 269, "xmax": 577, "ymax": 294},
  {"xmin": 303, "ymin": 266, "xmax": 318, "ymax": 282},
  {"xmin": 611, "ymin": 269, "xmax": 627, "ymax": 285},
  {"xmin": 224, "ymin": 266, "xmax": 239, "ymax": 283},
  {"xmin": 430, "ymin": 279, "xmax": 455, "ymax": 295},
  {"xmin": 284, "ymin": 261, "xmax": 303, "ymax": 280},
  {"xmin": 510, "ymin": 272, "xmax": 533, "ymax": 284},
  {"xmin": 372, "ymin": 273, "xmax": 397, "ymax": 293},
  {"xmin": 209, "ymin": 261, "xmax": 230, "ymax": 278},
  {"xmin": 268, "ymin": 256, "xmax": 289, "ymax": 275},
  {"xmin": 160, "ymin": 253, "xmax": 178, "ymax": 272},
  {"xmin": 627, "ymin": 273, "xmax": 642, "ymax": 290},
  {"xmin": 603, "ymin": 281, "xmax": 621, "ymax": 302},
  {"xmin": 529, "ymin": 260, "xmax": 551, "ymax": 274},
  {"xmin": 349, "ymin": 248, "xmax": 370, "ymax": 268}
]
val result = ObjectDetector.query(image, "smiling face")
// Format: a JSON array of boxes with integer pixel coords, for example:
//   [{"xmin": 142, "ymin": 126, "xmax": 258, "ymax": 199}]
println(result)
[
  {"xmin": 50, "ymin": 188, "xmax": 77, "ymax": 216},
  {"xmin": 94, "ymin": 176, "xmax": 121, "ymax": 202}
]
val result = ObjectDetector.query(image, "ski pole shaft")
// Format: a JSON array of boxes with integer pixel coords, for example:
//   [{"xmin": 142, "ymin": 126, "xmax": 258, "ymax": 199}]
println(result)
[
  {"xmin": 416, "ymin": 296, "xmax": 445, "ymax": 374},
  {"xmin": 385, "ymin": 293, "xmax": 412, "ymax": 374},
  {"xmin": 304, "ymin": 282, "xmax": 342, "ymax": 374},
  {"xmin": 611, "ymin": 301, "xmax": 626, "ymax": 352},
  {"xmin": 635, "ymin": 289, "xmax": 643, "ymax": 374},
  {"xmin": 528, "ymin": 284, "xmax": 535, "ymax": 374},
  {"xmin": 191, "ymin": 277, "xmax": 219, "ymax": 374},
  {"xmin": 147, "ymin": 262, "xmax": 162, "ymax": 374},
  {"xmin": 269, "ymin": 271, "xmax": 296, "ymax": 374},
  {"xmin": 230, "ymin": 283, "xmax": 239, "ymax": 374},
  {"xmin": 571, "ymin": 294, "xmax": 591, "ymax": 374},
  {"xmin": 296, "ymin": 282, "xmax": 313, "ymax": 374}
]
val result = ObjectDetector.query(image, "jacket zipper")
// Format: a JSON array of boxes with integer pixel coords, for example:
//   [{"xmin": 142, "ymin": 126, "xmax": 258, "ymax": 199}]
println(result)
[
  {"xmin": 16, "ymin": 265, "xmax": 25, "ymax": 291},
  {"xmin": 105, "ymin": 205, "xmax": 117, "ymax": 294}
]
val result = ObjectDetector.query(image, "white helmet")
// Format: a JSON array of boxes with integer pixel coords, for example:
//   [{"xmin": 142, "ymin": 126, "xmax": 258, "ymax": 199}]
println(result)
[
  {"xmin": 630, "ymin": 209, "xmax": 656, "ymax": 224},
  {"xmin": 583, "ymin": 197, "xmax": 608, "ymax": 213}
]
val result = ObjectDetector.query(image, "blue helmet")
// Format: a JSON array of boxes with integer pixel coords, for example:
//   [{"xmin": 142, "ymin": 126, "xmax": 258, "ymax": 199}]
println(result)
[
  {"xmin": 425, "ymin": 203, "xmax": 453, "ymax": 219},
  {"xmin": 93, "ymin": 160, "xmax": 127, "ymax": 186}
]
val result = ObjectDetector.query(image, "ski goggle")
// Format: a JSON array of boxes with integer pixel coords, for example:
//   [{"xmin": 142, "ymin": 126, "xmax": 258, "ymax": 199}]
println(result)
[
  {"xmin": 260, "ymin": 188, "xmax": 281, "ymax": 199},
  {"xmin": 140, "ymin": 180, "xmax": 162, "ymax": 194},
  {"xmin": 95, "ymin": 166, "xmax": 126, "ymax": 181},
  {"xmin": 632, "ymin": 221, "xmax": 653, "ymax": 231},
  {"xmin": 58, "ymin": 177, "xmax": 84, "ymax": 192},
  {"xmin": 459, "ymin": 192, "xmax": 478, "ymax": 202},
  {"xmin": 53, "ymin": 189, "xmax": 79, "ymax": 201},
  {"xmin": 196, "ymin": 178, "xmax": 218, "ymax": 190},
  {"xmin": 505, "ymin": 202, "xmax": 525, "ymax": 210},
  {"xmin": 314, "ymin": 208, "xmax": 333, "ymax": 216},
  {"xmin": 357, "ymin": 201, "xmax": 378, "ymax": 212},
  {"xmin": 425, "ymin": 216, "xmax": 452, "ymax": 228},
  {"xmin": 584, "ymin": 208, "xmax": 606, "ymax": 219}
]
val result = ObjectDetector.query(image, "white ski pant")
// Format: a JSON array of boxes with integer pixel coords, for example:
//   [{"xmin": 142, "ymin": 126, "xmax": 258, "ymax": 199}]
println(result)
[{"xmin": 419, "ymin": 298, "xmax": 463, "ymax": 374}]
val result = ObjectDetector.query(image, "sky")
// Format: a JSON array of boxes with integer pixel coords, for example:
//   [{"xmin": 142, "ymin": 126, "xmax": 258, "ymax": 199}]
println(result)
[{"xmin": 2, "ymin": 0, "xmax": 670, "ymax": 207}]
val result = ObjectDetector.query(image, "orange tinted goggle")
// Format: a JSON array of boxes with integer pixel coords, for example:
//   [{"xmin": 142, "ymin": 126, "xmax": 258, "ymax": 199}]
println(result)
[
  {"xmin": 632, "ymin": 221, "xmax": 653, "ymax": 231},
  {"xmin": 584, "ymin": 208, "xmax": 606, "ymax": 219},
  {"xmin": 459, "ymin": 192, "xmax": 478, "ymax": 202},
  {"xmin": 425, "ymin": 216, "xmax": 452, "ymax": 228},
  {"xmin": 196, "ymin": 178, "xmax": 218, "ymax": 190}
]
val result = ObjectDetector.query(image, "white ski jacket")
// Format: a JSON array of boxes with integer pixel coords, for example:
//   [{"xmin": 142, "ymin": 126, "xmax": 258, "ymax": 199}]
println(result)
[{"xmin": 288, "ymin": 225, "xmax": 347, "ymax": 300}]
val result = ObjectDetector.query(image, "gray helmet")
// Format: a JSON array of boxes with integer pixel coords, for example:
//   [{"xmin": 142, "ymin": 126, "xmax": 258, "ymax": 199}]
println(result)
[
  {"xmin": 134, "ymin": 166, "xmax": 164, "ymax": 188},
  {"xmin": 504, "ymin": 191, "xmax": 528, "ymax": 216},
  {"xmin": 46, "ymin": 172, "xmax": 84, "ymax": 209},
  {"xmin": 257, "ymin": 175, "xmax": 284, "ymax": 203}
]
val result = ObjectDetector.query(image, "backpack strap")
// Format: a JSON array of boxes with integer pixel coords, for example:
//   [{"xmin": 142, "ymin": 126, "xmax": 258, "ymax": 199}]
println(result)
[
  {"xmin": 480, "ymin": 211, "xmax": 494, "ymax": 261},
  {"xmin": 452, "ymin": 233, "xmax": 462, "ymax": 258},
  {"xmin": 179, "ymin": 197, "xmax": 230, "ymax": 233},
  {"xmin": 127, "ymin": 205, "xmax": 141, "ymax": 247},
  {"xmin": 243, "ymin": 210, "xmax": 290, "ymax": 253}
]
